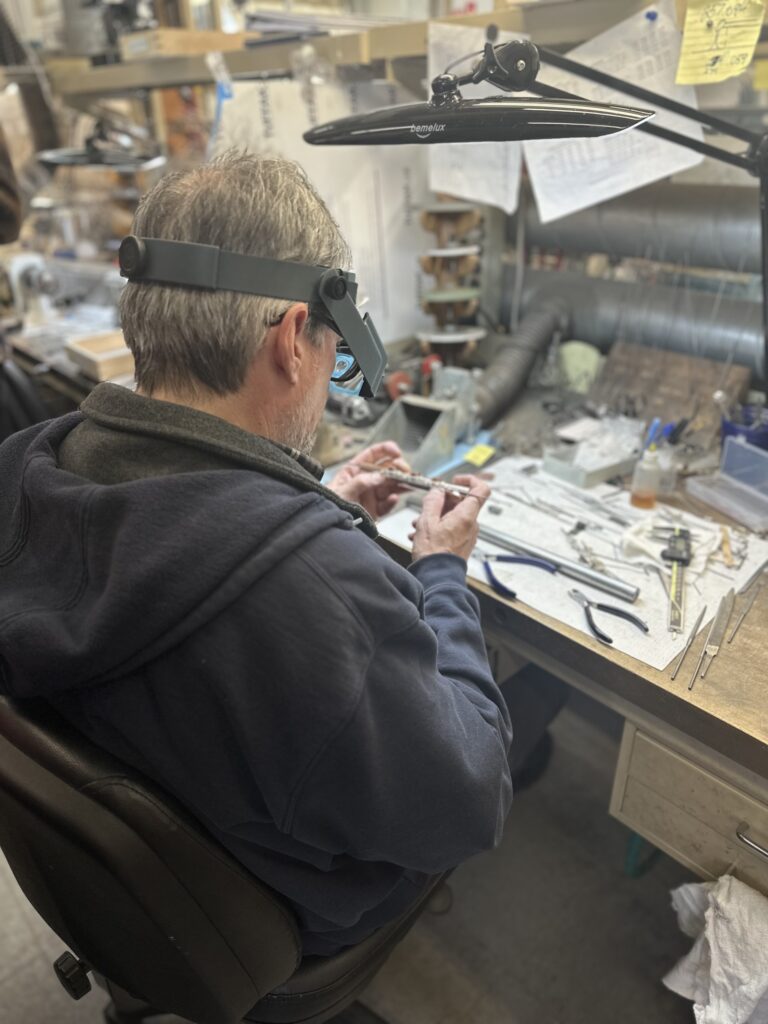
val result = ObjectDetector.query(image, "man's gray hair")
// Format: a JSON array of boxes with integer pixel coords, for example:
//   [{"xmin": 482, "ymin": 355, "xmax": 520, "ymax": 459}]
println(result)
[{"xmin": 119, "ymin": 150, "xmax": 351, "ymax": 396}]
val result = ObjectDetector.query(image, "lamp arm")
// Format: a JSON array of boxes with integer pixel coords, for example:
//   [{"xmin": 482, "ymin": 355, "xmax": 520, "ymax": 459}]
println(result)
[
  {"xmin": 537, "ymin": 46, "xmax": 758, "ymax": 147},
  {"xmin": 528, "ymin": 80, "xmax": 754, "ymax": 172}
]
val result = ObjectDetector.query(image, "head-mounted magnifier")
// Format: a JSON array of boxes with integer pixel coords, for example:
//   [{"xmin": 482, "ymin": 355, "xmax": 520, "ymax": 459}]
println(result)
[{"xmin": 117, "ymin": 235, "xmax": 387, "ymax": 398}]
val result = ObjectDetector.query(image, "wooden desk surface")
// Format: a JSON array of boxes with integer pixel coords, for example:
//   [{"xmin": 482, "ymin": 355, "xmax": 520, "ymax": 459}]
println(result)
[{"xmin": 381, "ymin": 537, "xmax": 768, "ymax": 781}]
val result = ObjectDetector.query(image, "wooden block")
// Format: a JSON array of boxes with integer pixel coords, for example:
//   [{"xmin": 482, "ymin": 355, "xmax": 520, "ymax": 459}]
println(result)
[
  {"xmin": 119, "ymin": 29, "xmax": 260, "ymax": 61},
  {"xmin": 65, "ymin": 331, "xmax": 134, "ymax": 382}
]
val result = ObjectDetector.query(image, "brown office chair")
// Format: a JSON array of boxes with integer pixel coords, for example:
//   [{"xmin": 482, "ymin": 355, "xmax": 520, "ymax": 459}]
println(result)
[{"xmin": 0, "ymin": 696, "xmax": 439, "ymax": 1024}]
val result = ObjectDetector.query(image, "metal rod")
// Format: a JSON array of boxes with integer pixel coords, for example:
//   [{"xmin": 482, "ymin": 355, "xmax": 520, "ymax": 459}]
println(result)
[
  {"xmin": 537, "ymin": 46, "xmax": 759, "ymax": 146},
  {"xmin": 670, "ymin": 604, "xmax": 707, "ymax": 681},
  {"xmin": 477, "ymin": 524, "xmax": 640, "ymax": 602},
  {"xmin": 688, "ymin": 646, "xmax": 706, "ymax": 690},
  {"xmin": 527, "ymin": 81, "xmax": 754, "ymax": 171},
  {"xmin": 727, "ymin": 582, "xmax": 763, "ymax": 643}
]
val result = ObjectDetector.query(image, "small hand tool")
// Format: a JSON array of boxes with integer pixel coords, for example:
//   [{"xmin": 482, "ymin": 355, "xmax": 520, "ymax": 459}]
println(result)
[
  {"xmin": 727, "ymin": 580, "xmax": 764, "ymax": 644},
  {"xmin": 669, "ymin": 604, "xmax": 707, "ymax": 681},
  {"xmin": 477, "ymin": 525, "xmax": 640, "ymax": 603},
  {"xmin": 481, "ymin": 554, "xmax": 558, "ymax": 601},
  {"xmin": 660, "ymin": 527, "xmax": 692, "ymax": 634},
  {"xmin": 688, "ymin": 589, "xmax": 734, "ymax": 690},
  {"xmin": 568, "ymin": 589, "xmax": 649, "ymax": 646}
]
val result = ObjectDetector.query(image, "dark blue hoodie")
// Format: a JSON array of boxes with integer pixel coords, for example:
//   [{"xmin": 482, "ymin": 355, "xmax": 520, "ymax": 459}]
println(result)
[{"xmin": 0, "ymin": 385, "xmax": 513, "ymax": 955}]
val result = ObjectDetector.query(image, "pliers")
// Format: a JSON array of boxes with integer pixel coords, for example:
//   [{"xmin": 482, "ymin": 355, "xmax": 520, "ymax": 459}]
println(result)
[
  {"xmin": 481, "ymin": 553, "xmax": 558, "ymax": 601},
  {"xmin": 568, "ymin": 589, "xmax": 649, "ymax": 646}
]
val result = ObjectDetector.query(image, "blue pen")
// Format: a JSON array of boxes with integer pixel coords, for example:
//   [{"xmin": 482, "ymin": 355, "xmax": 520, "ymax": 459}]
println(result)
[{"xmin": 644, "ymin": 417, "xmax": 662, "ymax": 450}]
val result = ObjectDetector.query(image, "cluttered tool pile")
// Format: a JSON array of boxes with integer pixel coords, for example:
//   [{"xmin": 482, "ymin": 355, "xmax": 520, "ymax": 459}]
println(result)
[{"xmin": 377, "ymin": 455, "xmax": 768, "ymax": 678}]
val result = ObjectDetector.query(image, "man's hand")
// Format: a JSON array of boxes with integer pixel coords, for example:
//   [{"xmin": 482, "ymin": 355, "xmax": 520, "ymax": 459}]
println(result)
[
  {"xmin": 410, "ymin": 475, "xmax": 491, "ymax": 563},
  {"xmin": 327, "ymin": 441, "xmax": 411, "ymax": 520}
]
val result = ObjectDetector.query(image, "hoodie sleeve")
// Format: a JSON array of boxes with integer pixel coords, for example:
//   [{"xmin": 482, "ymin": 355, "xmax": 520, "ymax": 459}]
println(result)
[{"xmin": 285, "ymin": 550, "xmax": 513, "ymax": 874}]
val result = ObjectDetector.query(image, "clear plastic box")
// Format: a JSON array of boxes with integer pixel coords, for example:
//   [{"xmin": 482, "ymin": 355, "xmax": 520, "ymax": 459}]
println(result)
[{"xmin": 686, "ymin": 437, "xmax": 768, "ymax": 531}]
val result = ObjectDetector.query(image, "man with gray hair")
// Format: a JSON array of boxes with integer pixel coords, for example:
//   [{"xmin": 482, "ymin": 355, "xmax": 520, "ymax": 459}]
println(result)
[{"xmin": 0, "ymin": 151, "xmax": 564, "ymax": 957}]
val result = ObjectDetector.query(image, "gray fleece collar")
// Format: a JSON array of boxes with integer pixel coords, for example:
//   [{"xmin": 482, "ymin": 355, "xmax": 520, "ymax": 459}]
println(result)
[{"xmin": 80, "ymin": 384, "xmax": 377, "ymax": 537}]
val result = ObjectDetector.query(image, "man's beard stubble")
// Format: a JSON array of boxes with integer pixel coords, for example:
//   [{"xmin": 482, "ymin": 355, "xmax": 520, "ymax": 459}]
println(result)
[{"xmin": 281, "ymin": 403, "xmax": 321, "ymax": 457}]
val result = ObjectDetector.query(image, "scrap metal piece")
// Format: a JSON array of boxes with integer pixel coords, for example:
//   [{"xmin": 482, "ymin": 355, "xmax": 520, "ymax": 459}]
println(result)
[{"xmin": 697, "ymin": 589, "xmax": 735, "ymax": 682}]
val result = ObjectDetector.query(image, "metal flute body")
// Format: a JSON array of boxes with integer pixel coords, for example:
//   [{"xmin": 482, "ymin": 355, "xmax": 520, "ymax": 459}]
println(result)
[
  {"xmin": 477, "ymin": 524, "xmax": 640, "ymax": 603},
  {"xmin": 359, "ymin": 463, "xmax": 471, "ymax": 496}
]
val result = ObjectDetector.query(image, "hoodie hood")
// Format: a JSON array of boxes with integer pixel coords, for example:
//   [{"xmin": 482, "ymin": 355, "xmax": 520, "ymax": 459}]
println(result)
[{"xmin": 0, "ymin": 413, "xmax": 360, "ymax": 699}]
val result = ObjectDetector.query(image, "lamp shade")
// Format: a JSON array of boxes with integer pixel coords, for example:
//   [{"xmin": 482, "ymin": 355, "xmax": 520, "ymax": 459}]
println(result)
[{"xmin": 304, "ymin": 96, "xmax": 653, "ymax": 146}]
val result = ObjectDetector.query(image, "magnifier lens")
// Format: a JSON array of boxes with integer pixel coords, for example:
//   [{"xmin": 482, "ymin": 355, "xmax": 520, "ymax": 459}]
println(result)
[{"xmin": 329, "ymin": 351, "xmax": 364, "ymax": 396}]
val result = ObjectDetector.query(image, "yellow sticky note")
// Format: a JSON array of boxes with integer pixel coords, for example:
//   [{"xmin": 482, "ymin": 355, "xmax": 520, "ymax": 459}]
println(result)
[
  {"xmin": 464, "ymin": 444, "xmax": 496, "ymax": 467},
  {"xmin": 676, "ymin": 0, "xmax": 765, "ymax": 85},
  {"xmin": 754, "ymin": 57, "xmax": 768, "ymax": 87}
]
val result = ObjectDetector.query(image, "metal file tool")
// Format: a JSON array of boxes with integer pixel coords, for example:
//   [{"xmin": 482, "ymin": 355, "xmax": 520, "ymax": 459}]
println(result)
[
  {"xmin": 727, "ymin": 580, "xmax": 764, "ymax": 644},
  {"xmin": 669, "ymin": 604, "xmax": 707, "ymax": 682},
  {"xmin": 688, "ymin": 589, "xmax": 734, "ymax": 691}
]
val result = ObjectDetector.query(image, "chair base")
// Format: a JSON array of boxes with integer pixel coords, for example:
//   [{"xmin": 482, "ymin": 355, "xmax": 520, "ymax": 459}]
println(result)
[{"xmin": 100, "ymin": 978, "xmax": 162, "ymax": 1024}]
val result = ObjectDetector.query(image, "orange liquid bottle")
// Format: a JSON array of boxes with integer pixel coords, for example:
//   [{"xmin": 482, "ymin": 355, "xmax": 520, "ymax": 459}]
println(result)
[{"xmin": 630, "ymin": 450, "xmax": 660, "ymax": 510}]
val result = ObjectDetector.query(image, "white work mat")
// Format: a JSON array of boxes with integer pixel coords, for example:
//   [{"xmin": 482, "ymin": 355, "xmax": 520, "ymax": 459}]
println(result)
[{"xmin": 378, "ymin": 457, "xmax": 768, "ymax": 671}]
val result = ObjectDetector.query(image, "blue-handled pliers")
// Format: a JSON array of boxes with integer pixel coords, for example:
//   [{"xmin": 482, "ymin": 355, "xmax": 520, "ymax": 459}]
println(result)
[
  {"xmin": 568, "ymin": 588, "xmax": 649, "ymax": 646},
  {"xmin": 481, "ymin": 554, "xmax": 558, "ymax": 601}
]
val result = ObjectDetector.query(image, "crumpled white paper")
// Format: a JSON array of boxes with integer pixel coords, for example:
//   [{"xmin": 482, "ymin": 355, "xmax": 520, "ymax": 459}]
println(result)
[{"xmin": 664, "ymin": 875, "xmax": 768, "ymax": 1024}]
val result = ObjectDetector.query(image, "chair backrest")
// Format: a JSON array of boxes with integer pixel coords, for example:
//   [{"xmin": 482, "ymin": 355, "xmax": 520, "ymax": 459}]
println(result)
[
  {"xmin": 0, "ymin": 696, "xmax": 301, "ymax": 1024},
  {"xmin": 0, "ymin": 356, "xmax": 49, "ymax": 441}
]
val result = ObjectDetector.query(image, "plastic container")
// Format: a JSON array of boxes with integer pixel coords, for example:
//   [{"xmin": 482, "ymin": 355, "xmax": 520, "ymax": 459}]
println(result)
[
  {"xmin": 630, "ymin": 449, "xmax": 660, "ymax": 509},
  {"xmin": 657, "ymin": 448, "xmax": 678, "ymax": 497},
  {"xmin": 721, "ymin": 405, "xmax": 768, "ymax": 451},
  {"xmin": 686, "ymin": 437, "xmax": 768, "ymax": 531}
]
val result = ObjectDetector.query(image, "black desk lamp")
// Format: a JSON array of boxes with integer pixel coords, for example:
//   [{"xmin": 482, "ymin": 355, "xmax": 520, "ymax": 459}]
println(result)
[
  {"xmin": 304, "ymin": 39, "xmax": 653, "ymax": 145},
  {"xmin": 305, "ymin": 31, "xmax": 768, "ymax": 378}
]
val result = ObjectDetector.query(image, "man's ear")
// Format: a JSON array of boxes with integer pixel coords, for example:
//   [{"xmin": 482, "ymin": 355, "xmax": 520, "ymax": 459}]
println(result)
[{"xmin": 271, "ymin": 304, "xmax": 310, "ymax": 386}]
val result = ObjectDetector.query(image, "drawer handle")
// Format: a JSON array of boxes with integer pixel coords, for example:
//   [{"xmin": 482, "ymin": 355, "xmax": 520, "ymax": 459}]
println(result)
[{"xmin": 736, "ymin": 823, "xmax": 768, "ymax": 861}]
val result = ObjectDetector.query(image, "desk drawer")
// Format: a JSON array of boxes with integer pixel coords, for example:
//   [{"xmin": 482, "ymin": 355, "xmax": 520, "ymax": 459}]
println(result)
[{"xmin": 611, "ymin": 726, "xmax": 768, "ymax": 895}]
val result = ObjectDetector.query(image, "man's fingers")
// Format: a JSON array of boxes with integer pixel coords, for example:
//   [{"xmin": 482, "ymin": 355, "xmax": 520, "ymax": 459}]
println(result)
[
  {"xmin": 380, "ymin": 494, "xmax": 400, "ymax": 516},
  {"xmin": 358, "ymin": 441, "xmax": 407, "ymax": 468},
  {"xmin": 453, "ymin": 475, "xmax": 491, "ymax": 508},
  {"xmin": 344, "ymin": 471, "xmax": 383, "ymax": 498},
  {"xmin": 420, "ymin": 487, "xmax": 447, "ymax": 519}
]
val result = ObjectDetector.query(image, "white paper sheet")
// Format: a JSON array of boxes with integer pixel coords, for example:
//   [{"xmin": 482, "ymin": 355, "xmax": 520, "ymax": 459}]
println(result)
[
  {"xmin": 213, "ymin": 79, "xmax": 432, "ymax": 343},
  {"xmin": 377, "ymin": 456, "xmax": 768, "ymax": 671},
  {"xmin": 523, "ymin": 0, "xmax": 705, "ymax": 224},
  {"xmin": 427, "ymin": 22, "xmax": 523, "ymax": 214}
]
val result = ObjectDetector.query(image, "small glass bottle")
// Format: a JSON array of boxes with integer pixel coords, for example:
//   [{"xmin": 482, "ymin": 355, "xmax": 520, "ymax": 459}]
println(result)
[{"xmin": 630, "ymin": 449, "xmax": 660, "ymax": 509}]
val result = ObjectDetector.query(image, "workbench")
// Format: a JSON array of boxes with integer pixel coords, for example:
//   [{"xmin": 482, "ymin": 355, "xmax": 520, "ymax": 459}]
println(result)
[{"xmin": 380, "ymin": 498, "xmax": 768, "ymax": 898}]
